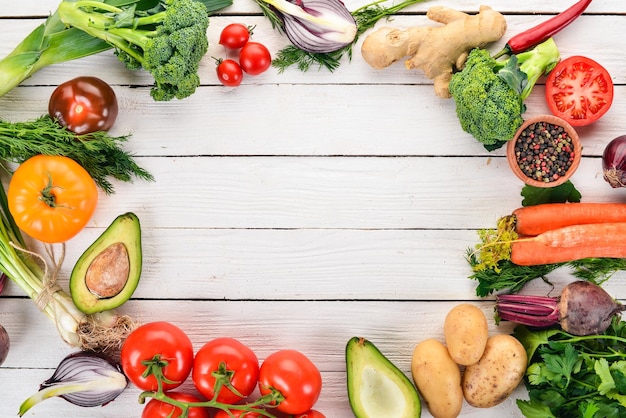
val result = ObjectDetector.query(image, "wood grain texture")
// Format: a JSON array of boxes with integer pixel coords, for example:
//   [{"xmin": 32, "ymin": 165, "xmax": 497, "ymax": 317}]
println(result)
[{"xmin": 0, "ymin": 1, "xmax": 623, "ymax": 417}]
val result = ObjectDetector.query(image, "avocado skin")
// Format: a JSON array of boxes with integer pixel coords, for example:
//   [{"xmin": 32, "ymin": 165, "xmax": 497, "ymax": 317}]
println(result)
[
  {"xmin": 346, "ymin": 336, "xmax": 421, "ymax": 418},
  {"xmin": 70, "ymin": 212, "xmax": 142, "ymax": 314}
]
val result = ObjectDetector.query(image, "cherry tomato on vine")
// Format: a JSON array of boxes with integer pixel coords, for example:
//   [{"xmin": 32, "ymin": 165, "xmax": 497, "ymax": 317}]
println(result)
[
  {"xmin": 216, "ymin": 59, "xmax": 244, "ymax": 87},
  {"xmin": 192, "ymin": 337, "xmax": 259, "ymax": 404},
  {"xmin": 219, "ymin": 23, "xmax": 252, "ymax": 50},
  {"xmin": 142, "ymin": 392, "xmax": 209, "ymax": 418},
  {"xmin": 48, "ymin": 76, "xmax": 118, "ymax": 134},
  {"xmin": 258, "ymin": 350, "xmax": 322, "ymax": 415},
  {"xmin": 545, "ymin": 55, "xmax": 614, "ymax": 126},
  {"xmin": 7, "ymin": 155, "xmax": 98, "ymax": 243},
  {"xmin": 239, "ymin": 42, "xmax": 271, "ymax": 75},
  {"xmin": 121, "ymin": 321, "xmax": 194, "ymax": 391},
  {"xmin": 214, "ymin": 409, "xmax": 261, "ymax": 418}
]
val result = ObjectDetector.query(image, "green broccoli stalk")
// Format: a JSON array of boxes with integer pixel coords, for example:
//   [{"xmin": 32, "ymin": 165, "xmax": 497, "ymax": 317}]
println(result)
[
  {"xmin": 0, "ymin": 0, "xmax": 232, "ymax": 101},
  {"xmin": 57, "ymin": 0, "xmax": 209, "ymax": 101},
  {"xmin": 448, "ymin": 38, "xmax": 560, "ymax": 150}
]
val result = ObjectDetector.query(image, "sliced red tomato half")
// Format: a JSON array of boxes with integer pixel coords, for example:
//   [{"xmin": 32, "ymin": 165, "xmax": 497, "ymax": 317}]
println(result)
[{"xmin": 545, "ymin": 55, "xmax": 614, "ymax": 126}]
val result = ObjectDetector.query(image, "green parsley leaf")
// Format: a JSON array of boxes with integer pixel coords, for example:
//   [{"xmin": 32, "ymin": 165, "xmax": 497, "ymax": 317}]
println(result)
[{"xmin": 521, "ymin": 180, "xmax": 582, "ymax": 206}]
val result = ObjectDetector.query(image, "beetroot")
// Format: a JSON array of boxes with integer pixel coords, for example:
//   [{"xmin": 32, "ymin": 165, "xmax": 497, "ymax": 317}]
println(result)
[{"xmin": 496, "ymin": 280, "xmax": 625, "ymax": 336}]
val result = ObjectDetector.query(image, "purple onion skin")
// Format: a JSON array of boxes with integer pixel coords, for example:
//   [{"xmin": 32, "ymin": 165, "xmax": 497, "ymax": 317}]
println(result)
[
  {"xmin": 602, "ymin": 135, "xmax": 626, "ymax": 188},
  {"xmin": 0, "ymin": 324, "xmax": 9, "ymax": 366}
]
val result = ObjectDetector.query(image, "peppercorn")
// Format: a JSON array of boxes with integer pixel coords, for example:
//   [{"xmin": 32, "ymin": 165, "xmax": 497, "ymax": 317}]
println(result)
[{"xmin": 513, "ymin": 121, "xmax": 575, "ymax": 183}]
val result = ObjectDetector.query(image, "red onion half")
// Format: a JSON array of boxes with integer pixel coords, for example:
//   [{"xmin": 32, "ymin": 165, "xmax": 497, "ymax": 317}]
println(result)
[
  {"xmin": 602, "ymin": 135, "xmax": 626, "ymax": 188},
  {"xmin": 260, "ymin": 0, "xmax": 357, "ymax": 53}
]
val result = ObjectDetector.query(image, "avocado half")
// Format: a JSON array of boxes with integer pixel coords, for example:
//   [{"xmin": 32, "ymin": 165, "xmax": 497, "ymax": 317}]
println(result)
[
  {"xmin": 70, "ymin": 212, "xmax": 142, "ymax": 314},
  {"xmin": 346, "ymin": 337, "xmax": 421, "ymax": 418}
]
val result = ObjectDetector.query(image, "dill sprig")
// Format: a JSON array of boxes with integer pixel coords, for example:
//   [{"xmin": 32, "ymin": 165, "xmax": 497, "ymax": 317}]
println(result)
[
  {"xmin": 0, "ymin": 115, "xmax": 153, "ymax": 194},
  {"xmin": 263, "ymin": 0, "xmax": 427, "ymax": 73}
]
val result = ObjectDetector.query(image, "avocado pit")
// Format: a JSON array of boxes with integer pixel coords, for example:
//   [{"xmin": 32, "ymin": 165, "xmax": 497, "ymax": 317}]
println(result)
[
  {"xmin": 70, "ymin": 212, "xmax": 142, "ymax": 314},
  {"xmin": 85, "ymin": 242, "xmax": 130, "ymax": 298}
]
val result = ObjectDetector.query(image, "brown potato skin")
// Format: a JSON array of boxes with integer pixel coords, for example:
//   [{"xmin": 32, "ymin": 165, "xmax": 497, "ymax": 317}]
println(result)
[
  {"xmin": 411, "ymin": 338, "xmax": 463, "ymax": 418},
  {"xmin": 462, "ymin": 334, "xmax": 527, "ymax": 408},
  {"xmin": 444, "ymin": 303, "xmax": 489, "ymax": 366}
]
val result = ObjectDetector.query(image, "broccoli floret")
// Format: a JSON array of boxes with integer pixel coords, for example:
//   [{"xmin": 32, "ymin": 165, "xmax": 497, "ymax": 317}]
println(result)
[
  {"xmin": 449, "ymin": 38, "xmax": 560, "ymax": 150},
  {"xmin": 57, "ymin": 0, "xmax": 210, "ymax": 101}
]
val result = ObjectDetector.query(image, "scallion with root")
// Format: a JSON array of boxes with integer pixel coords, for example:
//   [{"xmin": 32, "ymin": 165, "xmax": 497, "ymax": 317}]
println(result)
[
  {"xmin": 258, "ymin": 0, "xmax": 427, "ymax": 72},
  {"xmin": 18, "ymin": 351, "xmax": 128, "ymax": 416},
  {"xmin": 0, "ymin": 182, "xmax": 136, "ymax": 353}
]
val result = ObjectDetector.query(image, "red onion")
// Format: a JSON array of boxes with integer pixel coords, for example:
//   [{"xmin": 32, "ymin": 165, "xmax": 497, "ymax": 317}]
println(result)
[
  {"xmin": 259, "ymin": 0, "xmax": 357, "ymax": 53},
  {"xmin": 602, "ymin": 135, "xmax": 626, "ymax": 188}
]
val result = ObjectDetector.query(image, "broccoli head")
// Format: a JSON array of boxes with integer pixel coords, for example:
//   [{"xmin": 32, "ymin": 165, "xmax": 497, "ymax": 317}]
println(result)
[
  {"xmin": 57, "ymin": 0, "xmax": 210, "ymax": 101},
  {"xmin": 449, "ymin": 38, "xmax": 560, "ymax": 150},
  {"xmin": 449, "ymin": 48, "xmax": 524, "ymax": 149}
]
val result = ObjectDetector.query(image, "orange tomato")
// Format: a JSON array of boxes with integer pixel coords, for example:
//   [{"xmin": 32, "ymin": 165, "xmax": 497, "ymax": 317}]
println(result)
[{"xmin": 8, "ymin": 155, "xmax": 98, "ymax": 243}]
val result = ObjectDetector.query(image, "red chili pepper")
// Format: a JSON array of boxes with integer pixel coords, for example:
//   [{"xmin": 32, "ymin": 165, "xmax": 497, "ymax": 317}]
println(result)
[{"xmin": 493, "ymin": 0, "xmax": 592, "ymax": 58}]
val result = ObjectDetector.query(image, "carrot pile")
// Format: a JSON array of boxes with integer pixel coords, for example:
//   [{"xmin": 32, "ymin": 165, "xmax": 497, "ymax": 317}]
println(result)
[{"xmin": 509, "ymin": 203, "xmax": 626, "ymax": 265}]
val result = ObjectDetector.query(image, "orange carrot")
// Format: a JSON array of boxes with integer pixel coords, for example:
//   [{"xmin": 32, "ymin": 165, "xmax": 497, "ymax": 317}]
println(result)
[
  {"xmin": 511, "ymin": 223, "xmax": 626, "ymax": 265},
  {"xmin": 513, "ymin": 202, "xmax": 626, "ymax": 236}
]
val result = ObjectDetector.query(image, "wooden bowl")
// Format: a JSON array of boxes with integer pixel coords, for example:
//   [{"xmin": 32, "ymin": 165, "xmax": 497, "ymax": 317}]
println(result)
[{"xmin": 506, "ymin": 115, "xmax": 581, "ymax": 188}]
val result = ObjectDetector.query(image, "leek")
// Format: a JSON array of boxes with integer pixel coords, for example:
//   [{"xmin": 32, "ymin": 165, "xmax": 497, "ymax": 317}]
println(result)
[{"xmin": 0, "ymin": 0, "xmax": 233, "ymax": 99}]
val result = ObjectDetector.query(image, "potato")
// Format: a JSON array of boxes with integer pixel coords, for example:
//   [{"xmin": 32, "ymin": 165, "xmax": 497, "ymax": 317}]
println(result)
[
  {"xmin": 444, "ymin": 303, "xmax": 488, "ymax": 366},
  {"xmin": 411, "ymin": 338, "xmax": 463, "ymax": 418},
  {"xmin": 462, "ymin": 334, "xmax": 527, "ymax": 408}
]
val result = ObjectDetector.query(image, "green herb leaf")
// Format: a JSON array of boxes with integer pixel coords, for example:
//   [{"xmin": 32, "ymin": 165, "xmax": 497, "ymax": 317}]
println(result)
[
  {"xmin": 0, "ymin": 116, "xmax": 153, "ymax": 194},
  {"xmin": 521, "ymin": 180, "xmax": 582, "ymax": 206},
  {"xmin": 514, "ymin": 322, "xmax": 626, "ymax": 417}
]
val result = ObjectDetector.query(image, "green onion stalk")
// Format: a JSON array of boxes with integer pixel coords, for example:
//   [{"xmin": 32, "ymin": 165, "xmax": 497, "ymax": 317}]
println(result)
[{"xmin": 0, "ymin": 183, "xmax": 135, "ymax": 353}]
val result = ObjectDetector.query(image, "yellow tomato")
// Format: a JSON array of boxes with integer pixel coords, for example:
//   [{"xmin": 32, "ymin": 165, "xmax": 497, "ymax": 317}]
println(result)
[{"xmin": 8, "ymin": 155, "xmax": 98, "ymax": 243}]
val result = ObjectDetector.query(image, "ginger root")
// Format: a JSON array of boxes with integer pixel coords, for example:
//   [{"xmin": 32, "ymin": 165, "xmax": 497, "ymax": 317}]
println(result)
[{"xmin": 361, "ymin": 5, "xmax": 507, "ymax": 98}]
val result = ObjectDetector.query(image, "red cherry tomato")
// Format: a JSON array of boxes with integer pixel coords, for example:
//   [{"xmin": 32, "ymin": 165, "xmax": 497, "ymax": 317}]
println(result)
[
  {"xmin": 121, "ymin": 321, "xmax": 194, "ymax": 391},
  {"xmin": 258, "ymin": 350, "xmax": 322, "ymax": 415},
  {"xmin": 214, "ymin": 410, "xmax": 261, "ymax": 418},
  {"xmin": 219, "ymin": 23, "xmax": 252, "ymax": 50},
  {"xmin": 295, "ymin": 411, "xmax": 326, "ymax": 418},
  {"xmin": 142, "ymin": 392, "xmax": 209, "ymax": 418},
  {"xmin": 545, "ymin": 55, "xmax": 614, "ymax": 126},
  {"xmin": 192, "ymin": 337, "xmax": 259, "ymax": 404},
  {"xmin": 48, "ymin": 76, "xmax": 118, "ymax": 134},
  {"xmin": 216, "ymin": 59, "xmax": 244, "ymax": 87},
  {"xmin": 239, "ymin": 42, "xmax": 271, "ymax": 75}
]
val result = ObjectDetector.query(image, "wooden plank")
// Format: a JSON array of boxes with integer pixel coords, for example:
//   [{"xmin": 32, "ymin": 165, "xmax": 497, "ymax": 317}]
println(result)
[
  {"xmin": 1, "ymin": 83, "xmax": 624, "ymax": 158},
  {"xmin": 0, "ymin": 299, "xmax": 531, "ymax": 416},
  {"xmin": 3, "ymin": 0, "xmax": 623, "ymax": 17},
  {"xmin": 0, "ymin": 14, "xmax": 623, "ymax": 87}
]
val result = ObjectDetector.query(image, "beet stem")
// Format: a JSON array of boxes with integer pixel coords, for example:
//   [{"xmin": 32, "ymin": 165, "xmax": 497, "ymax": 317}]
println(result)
[{"xmin": 496, "ymin": 294, "xmax": 560, "ymax": 328}]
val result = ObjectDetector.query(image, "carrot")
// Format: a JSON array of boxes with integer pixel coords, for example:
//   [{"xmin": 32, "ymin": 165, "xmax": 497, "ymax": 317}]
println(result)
[
  {"xmin": 513, "ymin": 203, "xmax": 626, "ymax": 236},
  {"xmin": 511, "ymin": 223, "xmax": 626, "ymax": 265}
]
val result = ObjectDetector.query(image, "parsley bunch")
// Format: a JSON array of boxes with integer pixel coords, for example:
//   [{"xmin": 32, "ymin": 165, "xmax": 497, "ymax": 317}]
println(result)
[{"xmin": 515, "ymin": 322, "xmax": 626, "ymax": 417}]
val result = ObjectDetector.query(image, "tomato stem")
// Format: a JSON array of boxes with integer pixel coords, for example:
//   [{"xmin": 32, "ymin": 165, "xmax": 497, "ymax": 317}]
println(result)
[
  {"xmin": 39, "ymin": 172, "xmax": 60, "ymax": 208},
  {"xmin": 138, "ymin": 360, "xmax": 285, "ymax": 418}
]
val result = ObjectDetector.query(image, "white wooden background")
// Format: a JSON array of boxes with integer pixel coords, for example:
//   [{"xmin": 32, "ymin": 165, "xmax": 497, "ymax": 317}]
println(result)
[{"xmin": 1, "ymin": 1, "xmax": 625, "ymax": 417}]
